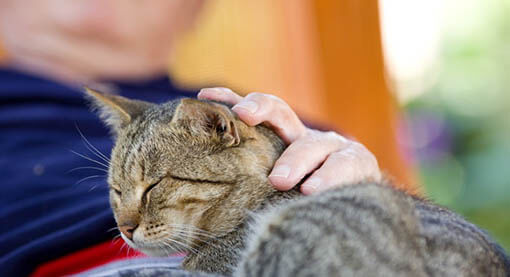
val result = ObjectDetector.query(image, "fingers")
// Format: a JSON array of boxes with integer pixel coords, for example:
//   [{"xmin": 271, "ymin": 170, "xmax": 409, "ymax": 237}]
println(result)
[
  {"xmin": 197, "ymin": 87, "xmax": 382, "ymax": 195},
  {"xmin": 197, "ymin": 87, "xmax": 243, "ymax": 105},
  {"xmin": 198, "ymin": 88, "xmax": 306, "ymax": 144},
  {"xmin": 269, "ymin": 130, "xmax": 349, "ymax": 191},
  {"xmin": 233, "ymin": 92, "xmax": 306, "ymax": 144},
  {"xmin": 300, "ymin": 142, "xmax": 381, "ymax": 195}
]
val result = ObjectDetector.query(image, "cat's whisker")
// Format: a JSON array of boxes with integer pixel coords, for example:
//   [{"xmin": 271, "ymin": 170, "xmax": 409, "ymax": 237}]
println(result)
[
  {"xmin": 166, "ymin": 226, "xmax": 227, "ymax": 246},
  {"xmin": 168, "ymin": 228, "xmax": 217, "ymax": 238},
  {"xmin": 67, "ymin": 166, "xmax": 109, "ymax": 174},
  {"xmin": 157, "ymin": 240, "xmax": 172, "ymax": 257},
  {"xmin": 175, "ymin": 231, "xmax": 231, "ymax": 252},
  {"xmin": 162, "ymin": 236, "xmax": 200, "ymax": 255},
  {"xmin": 171, "ymin": 229, "xmax": 221, "ymax": 243},
  {"xmin": 165, "ymin": 224, "xmax": 219, "ymax": 237},
  {"xmin": 74, "ymin": 174, "xmax": 106, "ymax": 185},
  {"xmin": 171, "ymin": 230, "xmax": 220, "ymax": 249},
  {"xmin": 157, "ymin": 244, "xmax": 168, "ymax": 257},
  {"xmin": 111, "ymin": 233, "xmax": 122, "ymax": 243},
  {"xmin": 168, "ymin": 238, "xmax": 198, "ymax": 255},
  {"xmin": 108, "ymin": 226, "xmax": 120, "ymax": 232},
  {"xmin": 172, "ymin": 228, "xmax": 214, "ymax": 238},
  {"xmin": 88, "ymin": 184, "xmax": 99, "ymax": 192},
  {"xmin": 160, "ymin": 241, "xmax": 178, "ymax": 256},
  {"xmin": 115, "ymin": 241, "xmax": 125, "ymax": 256},
  {"xmin": 126, "ymin": 243, "xmax": 136, "ymax": 257},
  {"xmin": 70, "ymin": 150, "xmax": 109, "ymax": 169},
  {"xmin": 75, "ymin": 124, "xmax": 111, "ymax": 164},
  {"xmin": 75, "ymin": 174, "xmax": 106, "ymax": 185},
  {"xmin": 119, "ymin": 241, "xmax": 128, "ymax": 254},
  {"xmin": 164, "ymin": 225, "xmax": 229, "ymax": 247},
  {"xmin": 161, "ymin": 239, "xmax": 183, "ymax": 254},
  {"xmin": 162, "ymin": 228, "xmax": 226, "ymax": 254}
]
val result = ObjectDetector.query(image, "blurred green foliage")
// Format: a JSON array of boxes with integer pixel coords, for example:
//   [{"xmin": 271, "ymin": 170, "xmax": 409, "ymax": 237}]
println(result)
[{"xmin": 405, "ymin": 0, "xmax": 510, "ymax": 251}]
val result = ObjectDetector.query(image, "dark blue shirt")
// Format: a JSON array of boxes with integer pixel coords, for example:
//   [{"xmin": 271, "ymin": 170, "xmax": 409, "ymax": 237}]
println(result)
[{"xmin": 0, "ymin": 68, "xmax": 195, "ymax": 276}]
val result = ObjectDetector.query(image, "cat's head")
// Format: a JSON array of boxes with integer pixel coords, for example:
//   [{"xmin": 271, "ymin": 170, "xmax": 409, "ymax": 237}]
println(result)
[{"xmin": 86, "ymin": 88, "xmax": 284, "ymax": 256}]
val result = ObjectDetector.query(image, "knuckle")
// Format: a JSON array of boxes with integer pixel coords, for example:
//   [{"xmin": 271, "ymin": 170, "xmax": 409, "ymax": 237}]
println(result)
[
  {"xmin": 367, "ymin": 152, "xmax": 380, "ymax": 169},
  {"xmin": 349, "ymin": 141, "xmax": 365, "ymax": 150},
  {"xmin": 325, "ymin": 130, "xmax": 340, "ymax": 139},
  {"xmin": 246, "ymin": 92, "xmax": 268, "ymax": 101},
  {"xmin": 352, "ymin": 142, "xmax": 377, "ymax": 164},
  {"xmin": 216, "ymin": 87, "xmax": 233, "ymax": 93},
  {"xmin": 330, "ymin": 150, "xmax": 352, "ymax": 161},
  {"xmin": 305, "ymin": 130, "xmax": 349, "ymax": 148},
  {"xmin": 306, "ymin": 134, "xmax": 323, "ymax": 145},
  {"xmin": 245, "ymin": 92, "xmax": 274, "ymax": 111},
  {"xmin": 303, "ymin": 129, "xmax": 325, "ymax": 141},
  {"xmin": 263, "ymin": 93, "xmax": 285, "ymax": 104},
  {"xmin": 349, "ymin": 142, "xmax": 370, "ymax": 158},
  {"xmin": 326, "ymin": 143, "xmax": 381, "ymax": 183},
  {"xmin": 278, "ymin": 107, "xmax": 297, "ymax": 126},
  {"xmin": 295, "ymin": 131, "xmax": 323, "ymax": 147},
  {"xmin": 247, "ymin": 92, "xmax": 286, "ymax": 107},
  {"xmin": 324, "ymin": 131, "xmax": 347, "ymax": 145}
]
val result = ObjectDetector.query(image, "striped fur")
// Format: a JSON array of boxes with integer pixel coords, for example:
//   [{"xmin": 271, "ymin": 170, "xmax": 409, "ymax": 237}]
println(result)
[
  {"xmin": 87, "ymin": 92, "xmax": 510, "ymax": 277},
  {"xmin": 237, "ymin": 184, "xmax": 510, "ymax": 277}
]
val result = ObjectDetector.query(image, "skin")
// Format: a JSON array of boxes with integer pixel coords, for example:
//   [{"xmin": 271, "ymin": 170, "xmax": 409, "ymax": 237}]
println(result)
[
  {"xmin": 0, "ymin": 0, "xmax": 205, "ymax": 83},
  {"xmin": 198, "ymin": 88, "xmax": 382, "ymax": 195}
]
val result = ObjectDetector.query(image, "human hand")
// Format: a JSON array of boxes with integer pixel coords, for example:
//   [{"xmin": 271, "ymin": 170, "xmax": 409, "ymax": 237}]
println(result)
[
  {"xmin": 0, "ymin": 0, "xmax": 204, "ymax": 83},
  {"xmin": 197, "ymin": 88, "xmax": 382, "ymax": 195}
]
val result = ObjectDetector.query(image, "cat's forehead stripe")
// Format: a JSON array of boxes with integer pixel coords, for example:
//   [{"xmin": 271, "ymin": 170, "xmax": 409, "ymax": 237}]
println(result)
[{"xmin": 115, "ymin": 99, "xmax": 182, "ymax": 185}]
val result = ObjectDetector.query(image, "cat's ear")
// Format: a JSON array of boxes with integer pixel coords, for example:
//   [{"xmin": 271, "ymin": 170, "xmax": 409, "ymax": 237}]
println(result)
[
  {"xmin": 85, "ymin": 87, "xmax": 153, "ymax": 135},
  {"xmin": 173, "ymin": 99, "xmax": 241, "ymax": 147}
]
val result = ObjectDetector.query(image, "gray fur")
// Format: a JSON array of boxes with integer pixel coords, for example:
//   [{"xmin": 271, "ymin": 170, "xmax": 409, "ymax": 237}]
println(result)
[{"xmin": 237, "ymin": 184, "xmax": 510, "ymax": 277}]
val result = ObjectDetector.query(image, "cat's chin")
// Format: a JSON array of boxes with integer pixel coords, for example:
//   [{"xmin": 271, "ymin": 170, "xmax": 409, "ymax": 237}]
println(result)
[{"xmin": 121, "ymin": 233, "xmax": 181, "ymax": 257}]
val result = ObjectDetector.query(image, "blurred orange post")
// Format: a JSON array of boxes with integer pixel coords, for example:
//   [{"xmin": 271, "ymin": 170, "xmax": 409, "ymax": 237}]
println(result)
[
  {"xmin": 171, "ymin": 0, "xmax": 418, "ymax": 193},
  {"xmin": 311, "ymin": 0, "xmax": 418, "ymax": 192}
]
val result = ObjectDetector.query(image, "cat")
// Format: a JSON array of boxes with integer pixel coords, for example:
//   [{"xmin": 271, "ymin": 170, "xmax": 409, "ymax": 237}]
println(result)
[{"xmin": 86, "ymin": 88, "xmax": 510, "ymax": 277}]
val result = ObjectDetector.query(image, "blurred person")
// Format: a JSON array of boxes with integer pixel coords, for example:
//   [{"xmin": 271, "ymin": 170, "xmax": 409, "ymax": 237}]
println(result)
[
  {"xmin": 0, "ymin": 0, "xmax": 381, "ymax": 275},
  {"xmin": 0, "ymin": 0, "xmax": 205, "ymax": 83}
]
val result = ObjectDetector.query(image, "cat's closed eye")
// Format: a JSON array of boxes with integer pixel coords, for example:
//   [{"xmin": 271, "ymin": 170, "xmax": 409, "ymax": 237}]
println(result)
[
  {"xmin": 170, "ymin": 175, "xmax": 234, "ymax": 185},
  {"xmin": 142, "ymin": 179, "xmax": 162, "ymax": 203}
]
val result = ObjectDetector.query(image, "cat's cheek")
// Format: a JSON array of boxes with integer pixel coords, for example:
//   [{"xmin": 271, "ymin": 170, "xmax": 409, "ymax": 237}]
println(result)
[
  {"xmin": 109, "ymin": 192, "xmax": 121, "ymax": 208},
  {"xmin": 109, "ymin": 196, "xmax": 122, "ymax": 220}
]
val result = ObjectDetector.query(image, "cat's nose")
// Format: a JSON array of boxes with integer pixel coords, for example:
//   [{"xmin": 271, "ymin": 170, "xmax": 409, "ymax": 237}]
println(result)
[{"xmin": 119, "ymin": 222, "xmax": 139, "ymax": 241}]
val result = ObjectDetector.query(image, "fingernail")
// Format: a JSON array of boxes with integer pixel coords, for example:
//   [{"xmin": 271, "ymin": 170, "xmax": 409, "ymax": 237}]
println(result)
[
  {"xmin": 302, "ymin": 177, "xmax": 322, "ymax": 194},
  {"xmin": 269, "ymin": 165, "xmax": 291, "ymax": 179},
  {"xmin": 197, "ymin": 89, "xmax": 208, "ymax": 96},
  {"xmin": 217, "ymin": 87, "xmax": 232, "ymax": 93},
  {"xmin": 233, "ymin": 101, "xmax": 258, "ymax": 114},
  {"xmin": 198, "ymin": 88, "xmax": 222, "ymax": 96}
]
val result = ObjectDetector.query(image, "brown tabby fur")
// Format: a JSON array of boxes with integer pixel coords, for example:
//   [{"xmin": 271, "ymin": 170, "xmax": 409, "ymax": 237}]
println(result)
[
  {"xmin": 86, "ymin": 89, "xmax": 300, "ymax": 273},
  {"xmin": 86, "ymin": 89, "xmax": 510, "ymax": 276}
]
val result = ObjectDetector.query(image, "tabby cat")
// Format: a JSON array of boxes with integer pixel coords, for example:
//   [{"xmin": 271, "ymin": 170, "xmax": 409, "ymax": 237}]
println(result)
[{"xmin": 86, "ymin": 89, "xmax": 510, "ymax": 277}]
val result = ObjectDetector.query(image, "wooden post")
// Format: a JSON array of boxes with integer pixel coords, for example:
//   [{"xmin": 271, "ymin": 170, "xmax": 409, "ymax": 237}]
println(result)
[{"xmin": 311, "ymin": 0, "xmax": 418, "ymax": 192}]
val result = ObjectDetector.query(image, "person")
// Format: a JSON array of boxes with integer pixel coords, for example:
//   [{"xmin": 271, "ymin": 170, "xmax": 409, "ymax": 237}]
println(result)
[{"xmin": 0, "ymin": 1, "xmax": 381, "ymax": 275}]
